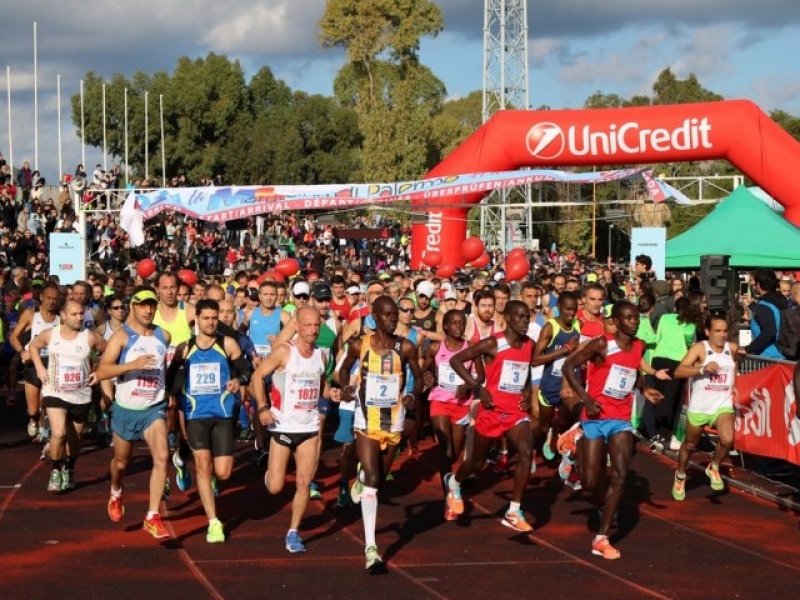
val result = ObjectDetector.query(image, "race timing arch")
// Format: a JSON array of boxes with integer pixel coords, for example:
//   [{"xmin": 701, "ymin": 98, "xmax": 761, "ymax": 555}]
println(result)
[{"xmin": 411, "ymin": 99, "xmax": 800, "ymax": 268}]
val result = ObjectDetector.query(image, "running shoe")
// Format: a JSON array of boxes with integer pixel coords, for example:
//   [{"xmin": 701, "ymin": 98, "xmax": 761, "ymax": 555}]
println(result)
[
  {"xmin": 501, "ymin": 508, "xmax": 533, "ymax": 532},
  {"xmin": 444, "ymin": 505, "xmax": 458, "ymax": 521},
  {"xmin": 285, "ymin": 530, "xmax": 306, "ymax": 553},
  {"xmin": 143, "ymin": 514, "xmax": 170, "ymax": 539},
  {"xmin": 211, "ymin": 476, "xmax": 219, "ymax": 497},
  {"xmin": 27, "ymin": 420, "xmax": 38, "ymax": 438},
  {"xmin": 47, "ymin": 468, "xmax": 62, "ymax": 493},
  {"xmin": 385, "ymin": 472, "xmax": 394, "ymax": 482},
  {"xmin": 168, "ymin": 431, "xmax": 179, "ymax": 450},
  {"xmin": 40, "ymin": 441, "xmax": 50, "ymax": 461},
  {"xmin": 529, "ymin": 449, "xmax": 537, "ymax": 475},
  {"xmin": 443, "ymin": 473, "xmax": 464, "ymax": 515},
  {"xmin": 705, "ymin": 465, "xmax": 724, "ymax": 491},
  {"xmin": 173, "ymin": 450, "xmax": 191, "ymax": 491},
  {"xmin": 60, "ymin": 466, "xmax": 75, "ymax": 491},
  {"xmin": 558, "ymin": 453, "xmax": 574, "ymax": 481},
  {"xmin": 309, "ymin": 481, "xmax": 322, "ymax": 500},
  {"xmin": 336, "ymin": 484, "xmax": 353, "ymax": 507},
  {"xmin": 107, "ymin": 496, "xmax": 124, "ymax": 522},
  {"xmin": 591, "ymin": 535, "xmax": 621, "ymax": 560},
  {"xmin": 493, "ymin": 451, "xmax": 509, "ymax": 474},
  {"xmin": 350, "ymin": 478, "xmax": 364, "ymax": 505},
  {"xmin": 557, "ymin": 422, "xmax": 583, "ymax": 455},
  {"xmin": 669, "ymin": 435, "xmax": 682, "ymax": 451},
  {"xmin": 206, "ymin": 520, "xmax": 225, "ymax": 544},
  {"xmin": 565, "ymin": 470, "xmax": 582, "ymax": 491},
  {"xmin": 238, "ymin": 428, "xmax": 251, "ymax": 443},
  {"xmin": 162, "ymin": 478, "xmax": 171, "ymax": 502},
  {"xmin": 543, "ymin": 428, "xmax": 556, "ymax": 461},
  {"xmin": 365, "ymin": 545, "xmax": 384, "ymax": 571},
  {"xmin": 672, "ymin": 473, "xmax": 686, "ymax": 501},
  {"xmin": 351, "ymin": 464, "xmax": 364, "ymax": 504}
]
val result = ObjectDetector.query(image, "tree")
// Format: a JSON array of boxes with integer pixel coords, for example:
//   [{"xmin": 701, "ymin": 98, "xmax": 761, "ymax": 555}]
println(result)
[{"xmin": 320, "ymin": 0, "xmax": 446, "ymax": 181}]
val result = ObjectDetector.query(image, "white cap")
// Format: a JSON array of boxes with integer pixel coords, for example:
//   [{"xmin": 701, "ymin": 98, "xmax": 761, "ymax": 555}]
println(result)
[
  {"xmin": 347, "ymin": 285, "xmax": 360, "ymax": 295},
  {"xmin": 441, "ymin": 281, "xmax": 453, "ymax": 292},
  {"xmin": 494, "ymin": 272, "xmax": 505, "ymax": 281},
  {"xmin": 444, "ymin": 290, "xmax": 457, "ymax": 300},
  {"xmin": 223, "ymin": 268, "xmax": 234, "ymax": 276},
  {"xmin": 417, "ymin": 281, "xmax": 435, "ymax": 298},
  {"xmin": 292, "ymin": 281, "xmax": 310, "ymax": 296}
]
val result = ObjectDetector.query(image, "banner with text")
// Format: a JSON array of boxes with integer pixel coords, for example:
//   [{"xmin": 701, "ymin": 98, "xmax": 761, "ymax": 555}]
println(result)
[
  {"xmin": 49, "ymin": 233, "xmax": 84, "ymax": 285},
  {"xmin": 121, "ymin": 168, "xmax": 691, "ymax": 233},
  {"xmin": 630, "ymin": 227, "xmax": 667, "ymax": 280},
  {"xmin": 734, "ymin": 363, "xmax": 800, "ymax": 466}
]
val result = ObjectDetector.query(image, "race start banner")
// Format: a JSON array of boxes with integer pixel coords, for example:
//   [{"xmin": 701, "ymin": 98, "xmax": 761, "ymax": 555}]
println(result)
[
  {"xmin": 49, "ymin": 233, "xmax": 84, "ymax": 285},
  {"xmin": 121, "ymin": 168, "xmax": 690, "ymax": 246}
]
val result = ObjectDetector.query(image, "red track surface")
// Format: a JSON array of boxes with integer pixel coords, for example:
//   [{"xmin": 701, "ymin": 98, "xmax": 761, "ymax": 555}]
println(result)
[{"xmin": 1, "ymin": 404, "xmax": 798, "ymax": 600}]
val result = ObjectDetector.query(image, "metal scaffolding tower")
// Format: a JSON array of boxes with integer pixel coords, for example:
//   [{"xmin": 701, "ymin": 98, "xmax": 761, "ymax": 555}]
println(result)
[{"xmin": 480, "ymin": 0, "xmax": 530, "ymax": 251}]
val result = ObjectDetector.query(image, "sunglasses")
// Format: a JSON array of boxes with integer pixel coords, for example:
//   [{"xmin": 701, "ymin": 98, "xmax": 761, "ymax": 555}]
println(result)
[
  {"xmin": 294, "ymin": 294, "xmax": 310, "ymax": 300},
  {"xmin": 110, "ymin": 305, "xmax": 126, "ymax": 310},
  {"xmin": 398, "ymin": 307, "xmax": 414, "ymax": 314}
]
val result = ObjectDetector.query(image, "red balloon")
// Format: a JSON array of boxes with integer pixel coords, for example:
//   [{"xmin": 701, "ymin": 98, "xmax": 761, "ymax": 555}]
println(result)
[
  {"xmin": 259, "ymin": 270, "xmax": 284, "ymax": 284},
  {"xmin": 226, "ymin": 249, "xmax": 238, "ymax": 263},
  {"xmin": 470, "ymin": 252, "xmax": 490, "ymax": 269},
  {"xmin": 436, "ymin": 263, "xmax": 457, "ymax": 279},
  {"xmin": 506, "ymin": 247, "xmax": 527, "ymax": 262},
  {"xmin": 275, "ymin": 259, "xmax": 300, "ymax": 277},
  {"xmin": 137, "ymin": 258, "xmax": 156, "ymax": 279},
  {"xmin": 505, "ymin": 257, "xmax": 530, "ymax": 281},
  {"xmin": 461, "ymin": 236, "xmax": 484, "ymax": 262},
  {"xmin": 178, "ymin": 269, "xmax": 197, "ymax": 287},
  {"xmin": 422, "ymin": 250, "xmax": 443, "ymax": 268}
]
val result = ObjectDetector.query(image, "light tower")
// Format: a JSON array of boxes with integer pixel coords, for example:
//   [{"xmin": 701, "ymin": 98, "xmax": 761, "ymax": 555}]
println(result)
[{"xmin": 481, "ymin": 0, "xmax": 530, "ymax": 251}]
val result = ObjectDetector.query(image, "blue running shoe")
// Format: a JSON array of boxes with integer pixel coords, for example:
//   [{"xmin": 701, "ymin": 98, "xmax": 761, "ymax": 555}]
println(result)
[
  {"xmin": 285, "ymin": 530, "xmax": 306, "ymax": 553},
  {"xmin": 173, "ymin": 450, "xmax": 191, "ymax": 491},
  {"xmin": 309, "ymin": 481, "xmax": 322, "ymax": 500},
  {"xmin": 543, "ymin": 428, "xmax": 556, "ymax": 461}
]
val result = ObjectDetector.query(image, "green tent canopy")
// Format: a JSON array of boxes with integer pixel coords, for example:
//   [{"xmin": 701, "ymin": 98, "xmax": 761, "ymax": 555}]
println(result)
[{"xmin": 666, "ymin": 186, "xmax": 800, "ymax": 269}]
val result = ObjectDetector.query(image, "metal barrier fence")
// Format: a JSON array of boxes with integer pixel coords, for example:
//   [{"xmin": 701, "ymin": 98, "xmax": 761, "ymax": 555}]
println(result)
[{"xmin": 738, "ymin": 354, "xmax": 795, "ymax": 375}]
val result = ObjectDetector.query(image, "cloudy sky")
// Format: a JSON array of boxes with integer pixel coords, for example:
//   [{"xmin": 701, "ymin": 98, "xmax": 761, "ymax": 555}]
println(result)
[{"xmin": 3, "ymin": 0, "xmax": 800, "ymax": 183}]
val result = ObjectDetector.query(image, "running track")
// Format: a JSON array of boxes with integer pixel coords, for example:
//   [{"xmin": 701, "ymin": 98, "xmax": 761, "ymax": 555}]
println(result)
[{"xmin": 1, "ymin": 401, "xmax": 798, "ymax": 600}]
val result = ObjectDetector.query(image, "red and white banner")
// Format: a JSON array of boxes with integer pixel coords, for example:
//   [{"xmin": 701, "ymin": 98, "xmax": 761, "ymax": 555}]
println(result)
[{"xmin": 734, "ymin": 363, "xmax": 800, "ymax": 466}]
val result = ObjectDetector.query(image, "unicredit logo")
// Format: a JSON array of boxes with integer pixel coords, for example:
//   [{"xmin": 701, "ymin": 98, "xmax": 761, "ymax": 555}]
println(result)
[
  {"xmin": 525, "ymin": 118, "xmax": 713, "ymax": 159},
  {"xmin": 526, "ymin": 122, "xmax": 565, "ymax": 160}
]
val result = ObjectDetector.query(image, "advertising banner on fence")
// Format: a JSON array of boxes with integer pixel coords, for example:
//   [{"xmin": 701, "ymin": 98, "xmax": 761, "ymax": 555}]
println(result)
[
  {"xmin": 734, "ymin": 363, "xmax": 800, "ymax": 466},
  {"xmin": 48, "ymin": 233, "xmax": 84, "ymax": 285}
]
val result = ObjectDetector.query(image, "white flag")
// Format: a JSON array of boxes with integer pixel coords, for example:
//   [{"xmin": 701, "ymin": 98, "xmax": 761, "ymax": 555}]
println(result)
[{"xmin": 120, "ymin": 191, "xmax": 145, "ymax": 247}]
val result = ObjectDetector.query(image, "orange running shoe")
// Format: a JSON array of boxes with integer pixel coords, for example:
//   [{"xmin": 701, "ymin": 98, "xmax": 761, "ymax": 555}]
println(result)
[
  {"xmin": 557, "ymin": 423, "xmax": 583, "ymax": 456},
  {"xmin": 592, "ymin": 535, "xmax": 621, "ymax": 560},
  {"xmin": 501, "ymin": 509, "xmax": 533, "ymax": 532},
  {"xmin": 107, "ymin": 496, "xmax": 124, "ymax": 522},
  {"xmin": 143, "ymin": 514, "xmax": 170, "ymax": 539}
]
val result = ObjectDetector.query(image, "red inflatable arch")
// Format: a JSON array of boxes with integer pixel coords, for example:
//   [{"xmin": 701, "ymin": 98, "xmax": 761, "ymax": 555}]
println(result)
[{"xmin": 412, "ymin": 99, "xmax": 800, "ymax": 268}]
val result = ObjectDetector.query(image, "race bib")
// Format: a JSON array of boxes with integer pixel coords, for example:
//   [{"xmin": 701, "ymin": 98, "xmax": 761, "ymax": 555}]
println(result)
[
  {"xmin": 602, "ymin": 364, "xmax": 637, "ymax": 400},
  {"xmin": 292, "ymin": 374, "xmax": 320, "ymax": 410},
  {"xmin": 438, "ymin": 362, "xmax": 464, "ymax": 392},
  {"xmin": 498, "ymin": 360, "xmax": 528, "ymax": 393},
  {"xmin": 552, "ymin": 356, "xmax": 566, "ymax": 378},
  {"xmin": 190, "ymin": 363, "xmax": 221, "ymax": 395},
  {"xmin": 255, "ymin": 344, "xmax": 272, "ymax": 358},
  {"xmin": 530, "ymin": 365, "xmax": 544, "ymax": 381},
  {"xmin": 704, "ymin": 367, "xmax": 733, "ymax": 392},
  {"xmin": 365, "ymin": 372, "xmax": 401, "ymax": 407},
  {"xmin": 57, "ymin": 364, "xmax": 84, "ymax": 392}
]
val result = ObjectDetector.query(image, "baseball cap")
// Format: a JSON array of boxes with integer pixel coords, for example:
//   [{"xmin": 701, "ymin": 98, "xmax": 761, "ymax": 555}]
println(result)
[
  {"xmin": 441, "ymin": 282, "xmax": 453, "ymax": 292},
  {"xmin": 417, "ymin": 281, "xmax": 435, "ymax": 298},
  {"xmin": 130, "ymin": 290, "xmax": 158, "ymax": 305},
  {"xmin": 311, "ymin": 283, "xmax": 332, "ymax": 301},
  {"xmin": 347, "ymin": 285, "xmax": 360, "ymax": 295},
  {"xmin": 494, "ymin": 272, "xmax": 505, "ymax": 281},
  {"xmin": 444, "ymin": 290, "xmax": 457, "ymax": 301},
  {"xmin": 454, "ymin": 278, "xmax": 470, "ymax": 290},
  {"xmin": 586, "ymin": 273, "xmax": 598, "ymax": 282},
  {"xmin": 292, "ymin": 281, "xmax": 310, "ymax": 297},
  {"xmin": 223, "ymin": 268, "xmax": 234, "ymax": 276}
]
